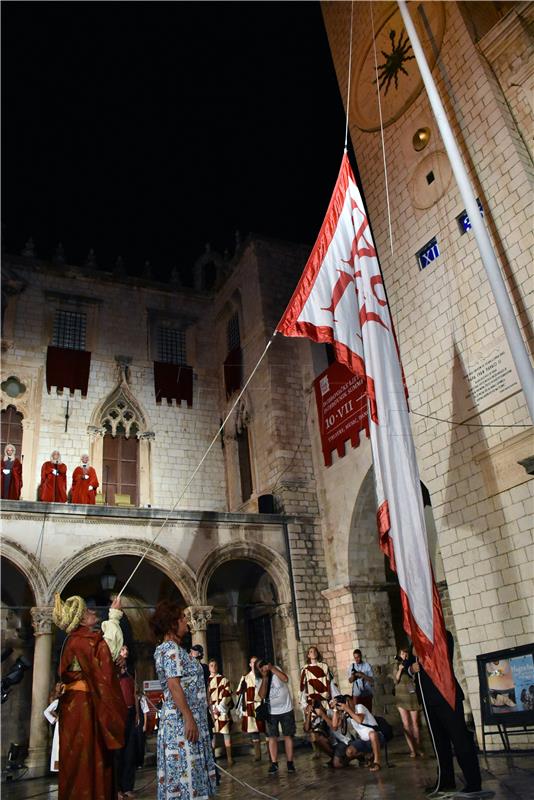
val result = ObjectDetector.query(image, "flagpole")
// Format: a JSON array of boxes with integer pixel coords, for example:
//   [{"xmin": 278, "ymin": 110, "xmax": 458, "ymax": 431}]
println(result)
[{"xmin": 397, "ymin": 0, "xmax": 534, "ymax": 423}]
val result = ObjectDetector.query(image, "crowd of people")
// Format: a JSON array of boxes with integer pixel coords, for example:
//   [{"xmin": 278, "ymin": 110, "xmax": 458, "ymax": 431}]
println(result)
[
  {"xmin": 44, "ymin": 594, "xmax": 483, "ymax": 800},
  {"xmin": 1, "ymin": 445, "xmax": 100, "ymax": 503}
]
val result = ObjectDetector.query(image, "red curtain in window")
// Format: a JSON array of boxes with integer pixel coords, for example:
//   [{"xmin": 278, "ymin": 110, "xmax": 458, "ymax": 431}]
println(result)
[
  {"xmin": 46, "ymin": 346, "xmax": 91, "ymax": 396},
  {"xmin": 153, "ymin": 362, "xmax": 193, "ymax": 406},
  {"xmin": 224, "ymin": 346, "xmax": 242, "ymax": 398}
]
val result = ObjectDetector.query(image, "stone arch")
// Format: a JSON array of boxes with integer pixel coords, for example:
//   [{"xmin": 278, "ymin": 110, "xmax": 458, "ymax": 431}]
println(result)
[
  {"xmin": 1, "ymin": 537, "xmax": 49, "ymax": 606},
  {"xmin": 48, "ymin": 538, "xmax": 198, "ymax": 605},
  {"xmin": 197, "ymin": 541, "xmax": 292, "ymax": 607},
  {"xmin": 348, "ymin": 465, "xmax": 384, "ymax": 584},
  {"xmin": 193, "ymin": 244, "xmax": 225, "ymax": 292}
]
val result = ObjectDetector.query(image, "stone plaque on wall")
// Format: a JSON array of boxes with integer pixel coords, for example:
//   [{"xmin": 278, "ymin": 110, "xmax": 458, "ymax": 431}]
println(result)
[{"xmin": 453, "ymin": 334, "xmax": 521, "ymax": 421}]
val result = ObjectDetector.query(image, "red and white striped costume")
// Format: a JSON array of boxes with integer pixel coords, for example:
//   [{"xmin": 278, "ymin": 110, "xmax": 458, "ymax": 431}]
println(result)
[
  {"xmin": 300, "ymin": 661, "xmax": 333, "ymax": 709},
  {"xmin": 237, "ymin": 670, "xmax": 265, "ymax": 734},
  {"xmin": 208, "ymin": 673, "xmax": 233, "ymax": 734}
]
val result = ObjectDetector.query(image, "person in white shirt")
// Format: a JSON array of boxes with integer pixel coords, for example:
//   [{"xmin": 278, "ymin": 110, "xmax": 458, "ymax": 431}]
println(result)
[
  {"xmin": 337, "ymin": 696, "xmax": 384, "ymax": 771},
  {"xmin": 258, "ymin": 660, "xmax": 296, "ymax": 775},
  {"xmin": 43, "ymin": 682, "xmax": 63, "ymax": 772},
  {"xmin": 304, "ymin": 700, "xmax": 353, "ymax": 768},
  {"xmin": 347, "ymin": 649, "xmax": 375, "ymax": 711}
]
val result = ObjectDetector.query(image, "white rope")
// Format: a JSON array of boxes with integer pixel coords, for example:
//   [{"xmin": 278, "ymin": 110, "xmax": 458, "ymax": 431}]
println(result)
[
  {"xmin": 344, "ymin": 1, "xmax": 355, "ymax": 152},
  {"xmin": 370, "ymin": 1, "xmax": 395, "ymax": 261},
  {"xmin": 118, "ymin": 332, "xmax": 278, "ymax": 598},
  {"xmin": 215, "ymin": 763, "xmax": 279, "ymax": 800},
  {"xmin": 417, "ymin": 670, "xmax": 442, "ymax": 794}
]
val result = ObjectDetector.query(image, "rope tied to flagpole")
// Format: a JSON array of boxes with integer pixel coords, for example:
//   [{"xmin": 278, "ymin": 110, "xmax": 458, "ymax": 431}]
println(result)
[
  {"xmin": 117, "ymin": 331, "xmax": 278, "ymax": 598},
  {"xmin": 344, "ymin": 1, "xmax": 355, "ymax": 152}
]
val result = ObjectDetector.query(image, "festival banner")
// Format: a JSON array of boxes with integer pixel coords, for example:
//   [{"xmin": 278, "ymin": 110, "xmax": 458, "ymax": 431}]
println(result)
[{"xmin": 313, "ymin": 361, "xmax": 369, "ymax": 466}]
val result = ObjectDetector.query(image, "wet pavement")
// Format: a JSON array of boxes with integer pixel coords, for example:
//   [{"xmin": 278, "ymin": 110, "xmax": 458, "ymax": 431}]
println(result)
[{"xmin": 3, "ymin": 740, "xmax": 533, "ymax": 799}]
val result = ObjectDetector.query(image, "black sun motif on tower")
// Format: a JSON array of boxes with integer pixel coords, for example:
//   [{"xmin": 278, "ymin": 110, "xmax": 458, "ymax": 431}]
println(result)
[{"xmin": 375, "ymin": 28, "xmax": 415, "ymax": 95}]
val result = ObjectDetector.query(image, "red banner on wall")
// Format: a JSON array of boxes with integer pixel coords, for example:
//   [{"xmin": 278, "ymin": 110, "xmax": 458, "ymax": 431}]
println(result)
[{"xmin": 313, "ymin": 361, "xmax": 369, "ymax": 467}]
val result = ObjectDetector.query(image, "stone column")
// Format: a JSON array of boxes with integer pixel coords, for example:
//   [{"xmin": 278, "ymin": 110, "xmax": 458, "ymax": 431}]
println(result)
[
  {"xmin": 184, "ymin": 605, "xmax": 213, "ymax": 657},
  {"xmin": 88, "ymin": 425, "xmax": 105, "ymax": 502},
  {"xmin": 138, "ymin": 431, "xmax": 155, "ymax": 507},
  {"xmin": 21, "ymin": 418, "xmax": 36, "ymax": 501},
  {"xmin": 25, "ymin": 606, "xmax": 54, "ymax": 779}
]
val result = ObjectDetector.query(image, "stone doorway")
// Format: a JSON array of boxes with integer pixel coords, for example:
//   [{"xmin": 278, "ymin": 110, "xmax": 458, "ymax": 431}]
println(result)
[{"xmin": 206, "ymin": 558, "xmax": 284, "ymax": 693}]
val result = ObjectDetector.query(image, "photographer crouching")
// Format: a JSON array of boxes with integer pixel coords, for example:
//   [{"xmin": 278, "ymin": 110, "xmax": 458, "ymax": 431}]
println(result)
[
  {"xmin": 335, "ymin": 695, "xmax": 384, "ymax": 772},
  {"xmin": 303, "ymin": 697, "xmax": 353, "ymax": 768}
]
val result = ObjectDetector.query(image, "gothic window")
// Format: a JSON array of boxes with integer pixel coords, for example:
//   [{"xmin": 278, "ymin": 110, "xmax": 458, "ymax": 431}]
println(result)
[
  {"xmin": 227, "ymin": 312, "xmax": 240, "ymax": 352},
  {"xmin": 0, "ymin": 405, "xmax": 23, "ymax": 456},
  {"xmin": 101, "ymin": 396, "xmax": 140, "ymax": 439},
  {"xmin": 52, "ymin": 309, "xmax": 87, "ymax": 350},
  {"xmin": 237, "ymin": 427, "xmax": 253, "ymax": 502}
]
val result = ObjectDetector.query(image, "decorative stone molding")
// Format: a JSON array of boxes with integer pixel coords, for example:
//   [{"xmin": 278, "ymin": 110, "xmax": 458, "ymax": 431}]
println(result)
[
  {"xmin": 30, "ymin": 607, "xmax": 54, "ymax": 636},
  {"xmin": 87, "ymin": 424, "xmax": 106, "ymax": 439},
  {"xmin": 184, "ymin": 605, "xmax": 213, "ymax": 632},
  {"xmin": 138, "ymin": 431, "xmax": 156, "ymax": 442},
  {"xmin": 275, "ymin": 602, "xmax": 294, "ymax": 621}
]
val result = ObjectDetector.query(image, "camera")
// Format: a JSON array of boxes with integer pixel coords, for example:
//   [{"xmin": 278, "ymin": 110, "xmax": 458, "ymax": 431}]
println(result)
[{"xmin": 1, "ymin": 656, "xmax": 32, "ymax": 704}]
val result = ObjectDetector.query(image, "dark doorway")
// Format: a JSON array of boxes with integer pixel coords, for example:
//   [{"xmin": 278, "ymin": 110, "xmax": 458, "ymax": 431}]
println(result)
[
  {"xmin": 237, "ymin": 428, "xmax": 253, "ymax": 502},
  {"xmin": 247, "ymin": 614, "xmax": 274, "ymax": 663}
]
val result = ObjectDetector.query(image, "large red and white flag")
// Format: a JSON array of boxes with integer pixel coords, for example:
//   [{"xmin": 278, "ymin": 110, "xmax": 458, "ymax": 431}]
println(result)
[{"xmin": 277, "ymin": 153, "xmax": 456, "ymax": 708}]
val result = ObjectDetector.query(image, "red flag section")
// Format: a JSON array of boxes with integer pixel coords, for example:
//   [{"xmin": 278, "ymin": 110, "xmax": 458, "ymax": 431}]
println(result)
[{"xmin": 277, "ymin": 153, "xmax": 456, "ymax": 708}]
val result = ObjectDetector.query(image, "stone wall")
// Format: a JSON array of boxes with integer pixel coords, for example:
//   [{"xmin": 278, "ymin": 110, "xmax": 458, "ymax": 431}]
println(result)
[{"xmin": 322, "ymin": 0, "xmax": 534, "ymax": 744}]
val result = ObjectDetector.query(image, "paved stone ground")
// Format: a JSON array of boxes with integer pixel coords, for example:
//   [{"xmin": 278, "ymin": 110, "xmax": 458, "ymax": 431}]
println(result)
[{"xmin": 4, "ymin": 741, "xmax": 533, "ymax": 800}]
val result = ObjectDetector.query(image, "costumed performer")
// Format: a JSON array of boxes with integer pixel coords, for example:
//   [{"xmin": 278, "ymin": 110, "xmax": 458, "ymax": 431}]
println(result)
[
  {"xmin": 40, "ymin": 450, "xmax": 67, "ymax": 502},
  {"xmin": 71, "ymin": 453, "xmax": 99, "ymax": 504},
  {"xmin": 208, "ymin": 658, "xmax": 234, "ymax": 766},
  {"xmin": 1, "ymin": 443, "xmax": 23, "ymax": 499},
  {"xmin": 236, "ymin": 656, "xmax": 265, "ymax": 761},
  {"xmin": 53, "ymin": 593, "xmax": 127, "ymax": 800}
]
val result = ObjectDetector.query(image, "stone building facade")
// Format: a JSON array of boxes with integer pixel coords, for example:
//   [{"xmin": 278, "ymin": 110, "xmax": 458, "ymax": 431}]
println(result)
[
  {"xmin": 320, "ymin": 0, "xmax": 533, "ymax": 744},
  {"xmin": 1, "ymin": 0, "xmax": 533, "ymax": 776},
  {"xmin": 0, "ymin": 238, "xmax": 334, "ymax": 775}
]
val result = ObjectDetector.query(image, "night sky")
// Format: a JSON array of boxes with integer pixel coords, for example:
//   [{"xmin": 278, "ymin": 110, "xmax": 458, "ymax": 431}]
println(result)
[{"xmin": 2, "ymin": 1, "xmax": 350, "ymax": 282}]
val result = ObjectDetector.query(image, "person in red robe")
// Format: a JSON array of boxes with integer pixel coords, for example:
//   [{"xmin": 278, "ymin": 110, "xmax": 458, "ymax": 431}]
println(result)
[
  {"xmin": 71, "ymin": 453, "xmax": 99, "ymax": 504},
  {"xmin": 53, "ymin": 593, "xmax": 127, "ymax": 800},
  {"xmin": 40, "ymin": 450, "xmax": 67, "ymax": 502},
  {"xmin": 1, "ymin": 443, "xmax": 23, "ymax": 499}
]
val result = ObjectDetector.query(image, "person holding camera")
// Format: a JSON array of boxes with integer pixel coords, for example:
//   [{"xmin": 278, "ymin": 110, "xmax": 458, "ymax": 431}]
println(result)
[
  {"xmin": 393, "ymin": 645, "xmax": 424, "ymax": 759},
  {"xmin": 347, "ymin": 648, "xmax": 374, "ymax": 711},
  {"xmin": 304, "ymin": 697, "xmax": 353, "ymax": 768},
  {"xmin": 336, "ymin": 696, "xmax": 383, "ymax": 771},
  {"xmin": 258, "ymin": 660, "xmax": 296, "ymax": 774}
]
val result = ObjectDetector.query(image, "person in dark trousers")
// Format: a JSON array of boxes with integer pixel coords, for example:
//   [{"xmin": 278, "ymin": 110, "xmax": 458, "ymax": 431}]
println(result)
[
  {"xmin": 117, "ymin": 645, "xmax": 138, "ymax": 799},
  {"xmin": 190, "ymin": 644, "xmax": 210, "ymax": 691},
  {"xmin": 411, "ymin": 631, "xmax": 483, "ymax": 798}
]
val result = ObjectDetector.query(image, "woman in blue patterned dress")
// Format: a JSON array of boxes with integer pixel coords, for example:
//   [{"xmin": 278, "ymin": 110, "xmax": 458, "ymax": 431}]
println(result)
[{"xmin": 151, "ymin": 601, "xmax": 216, "ymax": 800}]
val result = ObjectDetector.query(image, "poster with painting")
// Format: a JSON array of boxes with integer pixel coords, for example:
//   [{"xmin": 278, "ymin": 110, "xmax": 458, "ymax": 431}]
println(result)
[{"xmin": 478, "ymin": 644, "xmax": 534, "ymax": 726}]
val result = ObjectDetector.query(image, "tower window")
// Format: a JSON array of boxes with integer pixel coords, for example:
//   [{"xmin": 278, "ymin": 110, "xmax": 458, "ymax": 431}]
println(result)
[
  {"xmin": 227, "ymin": 312, "xmax": 241, "ymax": 353},
  {"xmin": 52, "ymin": 310, "xmax": 87, "ymax": 350},
  {"xmin": 157, "ymin": 327, "xmax": 186, "ymax": 365}
]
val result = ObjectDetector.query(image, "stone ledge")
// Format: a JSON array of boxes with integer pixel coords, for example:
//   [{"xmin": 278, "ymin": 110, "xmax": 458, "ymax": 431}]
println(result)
[{"xmin": 0, "ymin": 499, "xmax": 308, "ymax": 527}]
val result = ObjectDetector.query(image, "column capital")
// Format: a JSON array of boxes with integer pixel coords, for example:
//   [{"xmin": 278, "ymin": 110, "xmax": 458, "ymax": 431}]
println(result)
[
  {"xmin": 30, "ymin": 606, "xmax": 54, "ymax": 636},
  {"xmin": 275, "ymin": 602, "xmax": 294, "ymax": 621},
  {"xmin": 184, "ymin": 605, "xmax": 213, "ymax": 632},
  {"xmin": 87, "ymin": 424, "xmax": 106, "ymax": 438}
]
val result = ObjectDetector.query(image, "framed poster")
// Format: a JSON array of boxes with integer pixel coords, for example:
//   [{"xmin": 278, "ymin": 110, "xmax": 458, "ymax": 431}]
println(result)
[{"xmin": 477, "ymin": 643, "xmax": 534, "ymax": 727}]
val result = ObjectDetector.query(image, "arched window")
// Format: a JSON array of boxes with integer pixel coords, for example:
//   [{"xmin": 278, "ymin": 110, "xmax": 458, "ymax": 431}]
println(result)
[
  {"xmin": 101, "ymin": 394, "xmax": 141, "ymax": 506},
  {"xmin": 1, "ymin": 405, "xmax": 23, "ymax": 457}
]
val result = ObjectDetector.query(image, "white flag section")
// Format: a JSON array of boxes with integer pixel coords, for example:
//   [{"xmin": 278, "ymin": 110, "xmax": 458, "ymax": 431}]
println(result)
[{"xmin": 278, "ymin": 154, "xmax": 455, "ymax": 707}]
